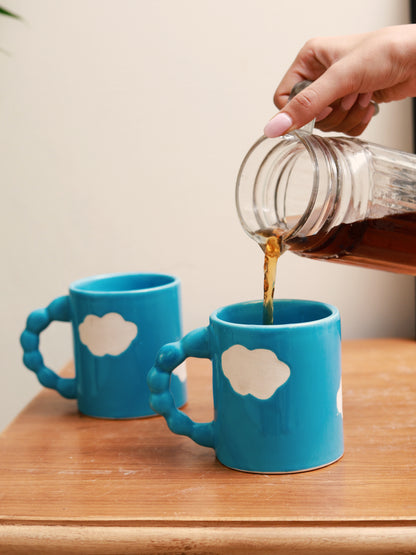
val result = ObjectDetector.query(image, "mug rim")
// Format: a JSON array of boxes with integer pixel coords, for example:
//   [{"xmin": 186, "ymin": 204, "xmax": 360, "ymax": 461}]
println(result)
[
  {"xmin": 69, "ymin": 272, "xmax": 179, "ymax": 295},
  {"xmin": 210, "ymin": 299, "xmax": 339, "ymax": 329}
]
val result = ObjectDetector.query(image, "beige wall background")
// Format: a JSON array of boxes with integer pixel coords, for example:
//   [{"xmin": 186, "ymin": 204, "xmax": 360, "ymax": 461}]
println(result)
[{"xmin": 1, "ymin": 0, "xmax": 414, "ymax": 431}]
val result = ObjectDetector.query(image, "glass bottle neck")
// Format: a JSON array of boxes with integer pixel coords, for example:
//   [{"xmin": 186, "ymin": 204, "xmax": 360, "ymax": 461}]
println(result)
[{"xmin": 236, "ymin": 132, "xmax": 371, "ymax": 250}]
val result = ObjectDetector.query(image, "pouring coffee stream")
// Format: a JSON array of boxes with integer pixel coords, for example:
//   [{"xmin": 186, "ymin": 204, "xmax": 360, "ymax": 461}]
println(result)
[
  {"xmin": 236, "ymin": 82, "xmax": 416, "ymax": 325},
  {"xmin": 262, "ymin": 231, "xmax": 282, "ymax": 325},
  {"xmin": 260, "ymin": 81, "xmax": 317, "ymax": 325}
]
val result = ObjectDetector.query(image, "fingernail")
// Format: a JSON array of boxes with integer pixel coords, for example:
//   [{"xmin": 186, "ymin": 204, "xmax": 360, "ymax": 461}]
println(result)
[
  {"xmin": 264, "ymin": 112, "xmax": 293, "ymax": 137},
  {"xmin": 358, "ymin": 92, "xmax": 372, "ymax": 108},
  {"xmin": 315, "ymin": 106, "xmax": 333, "ymax": 122},
  {"xmin": 362, "ymin": 104, "xmax": 375, "ymax": 125},
  {"xmin": 341, "ymin": 93, "xmax": 358, "ymax": 111}
]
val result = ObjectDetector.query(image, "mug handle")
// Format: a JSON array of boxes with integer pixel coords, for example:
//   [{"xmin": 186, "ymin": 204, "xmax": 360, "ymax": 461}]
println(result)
[
  {"xmin": 147, "ymin": 327, "xmax": 215, "ymax": 448},
  {"xmin": 20, "ymin": 295, "xmax": 77, "ymax": 398}
]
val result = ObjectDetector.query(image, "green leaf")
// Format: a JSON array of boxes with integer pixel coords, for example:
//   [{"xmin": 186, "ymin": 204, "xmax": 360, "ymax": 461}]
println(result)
[{"xmin": 0, "ymin": 6, "xmax": 21, "ymax": 20}]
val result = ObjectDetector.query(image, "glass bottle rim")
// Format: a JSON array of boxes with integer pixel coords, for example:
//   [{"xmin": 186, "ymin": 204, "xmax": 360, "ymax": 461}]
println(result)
[{"xmin": 235, "ymin": 131, "xmax": 321, "ymax": 246}]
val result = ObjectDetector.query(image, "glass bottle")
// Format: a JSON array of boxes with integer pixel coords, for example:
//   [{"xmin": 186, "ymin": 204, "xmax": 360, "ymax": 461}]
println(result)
[{"xmin": 236, "ymin": 131, "xmax": 416, "ymax": 274}]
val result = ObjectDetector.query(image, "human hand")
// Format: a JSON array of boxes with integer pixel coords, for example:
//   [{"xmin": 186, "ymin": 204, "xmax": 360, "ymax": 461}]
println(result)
[{"xmin": 264, "ymin": 25, "xmax": 416, "ymax": 137}]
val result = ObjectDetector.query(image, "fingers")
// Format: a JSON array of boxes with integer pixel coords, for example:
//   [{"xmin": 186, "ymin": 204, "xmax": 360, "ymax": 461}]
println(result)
[
  {"xmin": 265, "ymin": 25, "xmax": 416, "ymax": 137},
  {"xmin": 315, "ymin": 106, "xmax": 333, "ymax": 122},
  {"xmin": 265, "ymin": 71, "xmax": 350, "ymax": 137},
  {"xmin": 315, "ymin": 93, "xmax": 377, "ymax": 135},
  {"xmin": 264, "ymin": 69, "xmax": 378, "ymax": 138},
  {"xmin": 343, "ymin": 102, "xmax": 377, "ymax": 136},
  {"xmin": 264, "ymin": 93, "xmax": 377, "ymax": 138}
]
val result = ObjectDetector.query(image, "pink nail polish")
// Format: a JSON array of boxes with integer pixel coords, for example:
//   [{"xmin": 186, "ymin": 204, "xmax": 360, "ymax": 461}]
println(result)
[
  {"xmin": 358, "ymin": 92, "xmax": 372, "ymax": 108},
  {"xmin": 341, "ymin": 93, "xmax": 358, "ymax": 111},
  {"xmin": 315, "ymin": 106, "xmax": 333, "ymax": 122},
  {"xmin": 361, "ymin": 104, "xmax": 375, "ymax": 125},
  {"xmin": 264, "ymin": 113, "xmax": 293, "ymax": 138}
]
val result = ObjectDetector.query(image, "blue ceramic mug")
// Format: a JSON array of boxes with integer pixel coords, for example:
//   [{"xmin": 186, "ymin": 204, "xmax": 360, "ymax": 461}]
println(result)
[
  {"xmin": 148, "ymin": 299, "xmax": 343, "ymax": 473},
  {"xmin": 21, "ymin": 273, "xmax": 187, "ymax": 418}
]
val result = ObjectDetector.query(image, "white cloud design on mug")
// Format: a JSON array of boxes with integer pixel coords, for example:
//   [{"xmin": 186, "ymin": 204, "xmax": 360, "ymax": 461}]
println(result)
[
  {"xmin": 79, "ymin": 312, "xmax": 138, "ymax": 357},
  {"xmin": 221, "ymin": 344, "xmax": 290, "ymax": 400},
  {"xmin": 337, "ymin": 381, "xmax": 343, "ymax": 416}
]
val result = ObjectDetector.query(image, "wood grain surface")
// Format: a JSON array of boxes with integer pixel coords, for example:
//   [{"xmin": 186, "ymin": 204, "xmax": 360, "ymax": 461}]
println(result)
[{"xmin": 0, "ymin": 338, "xmax": 415, "ymax": 553}]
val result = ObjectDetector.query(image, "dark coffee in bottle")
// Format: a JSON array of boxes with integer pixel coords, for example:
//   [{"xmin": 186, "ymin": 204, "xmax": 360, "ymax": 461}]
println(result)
[{"xmin": 286, "ymin": 211, "xmax": 416, "ymax": 274}]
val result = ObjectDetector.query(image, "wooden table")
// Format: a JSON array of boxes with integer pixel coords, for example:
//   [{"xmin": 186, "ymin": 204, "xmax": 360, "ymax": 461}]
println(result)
[{"xmin": 0, "ymin": 338, "xmax": 415, "ymax": 554}]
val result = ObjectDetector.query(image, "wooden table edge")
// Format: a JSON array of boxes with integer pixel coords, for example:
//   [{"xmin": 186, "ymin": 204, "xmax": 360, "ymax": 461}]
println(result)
[{"xmin": 1, "ymin": 522, "xmax": 416, "ymax": 554}]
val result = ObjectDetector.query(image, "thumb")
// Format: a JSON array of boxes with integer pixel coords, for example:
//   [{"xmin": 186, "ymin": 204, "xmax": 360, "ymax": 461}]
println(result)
[{"xmin": 264, "ymin": 74, "xmax": 346, "ymax": 137}]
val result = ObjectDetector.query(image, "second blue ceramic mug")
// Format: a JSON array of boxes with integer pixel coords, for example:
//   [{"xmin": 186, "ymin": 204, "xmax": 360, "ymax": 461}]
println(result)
[
  {"xmin": 148, "ymin": 299, "xmax": 343, "ymax": 473},
  {"xmin": 21, "ymin": 273, "xmax": 187, "ymax": 418}
]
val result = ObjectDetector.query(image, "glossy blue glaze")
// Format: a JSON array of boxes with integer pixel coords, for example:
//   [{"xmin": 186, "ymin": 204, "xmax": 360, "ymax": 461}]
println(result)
[
  {"xmin": 148, "ymin": 299, "xmax": 343, "ymax": 473},
  {"xmin": 21, "ymin": 273, "xmax": 187, "ymax": 418}
]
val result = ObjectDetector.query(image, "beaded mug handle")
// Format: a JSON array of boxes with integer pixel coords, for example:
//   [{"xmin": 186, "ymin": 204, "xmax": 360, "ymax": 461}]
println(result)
[
  {"xmin": 20, "ymin": 296, "xmax": 77, "ymax": 398},
  {"xmin": 147, "ymin": 327, "xmax": 215, "ymax": 448}
]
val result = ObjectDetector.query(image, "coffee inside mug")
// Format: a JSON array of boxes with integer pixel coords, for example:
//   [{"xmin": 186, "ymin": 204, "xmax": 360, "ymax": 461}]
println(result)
[{"xmin": 215, "ymin": 299, "xmax": 334, "ymax": 326}]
